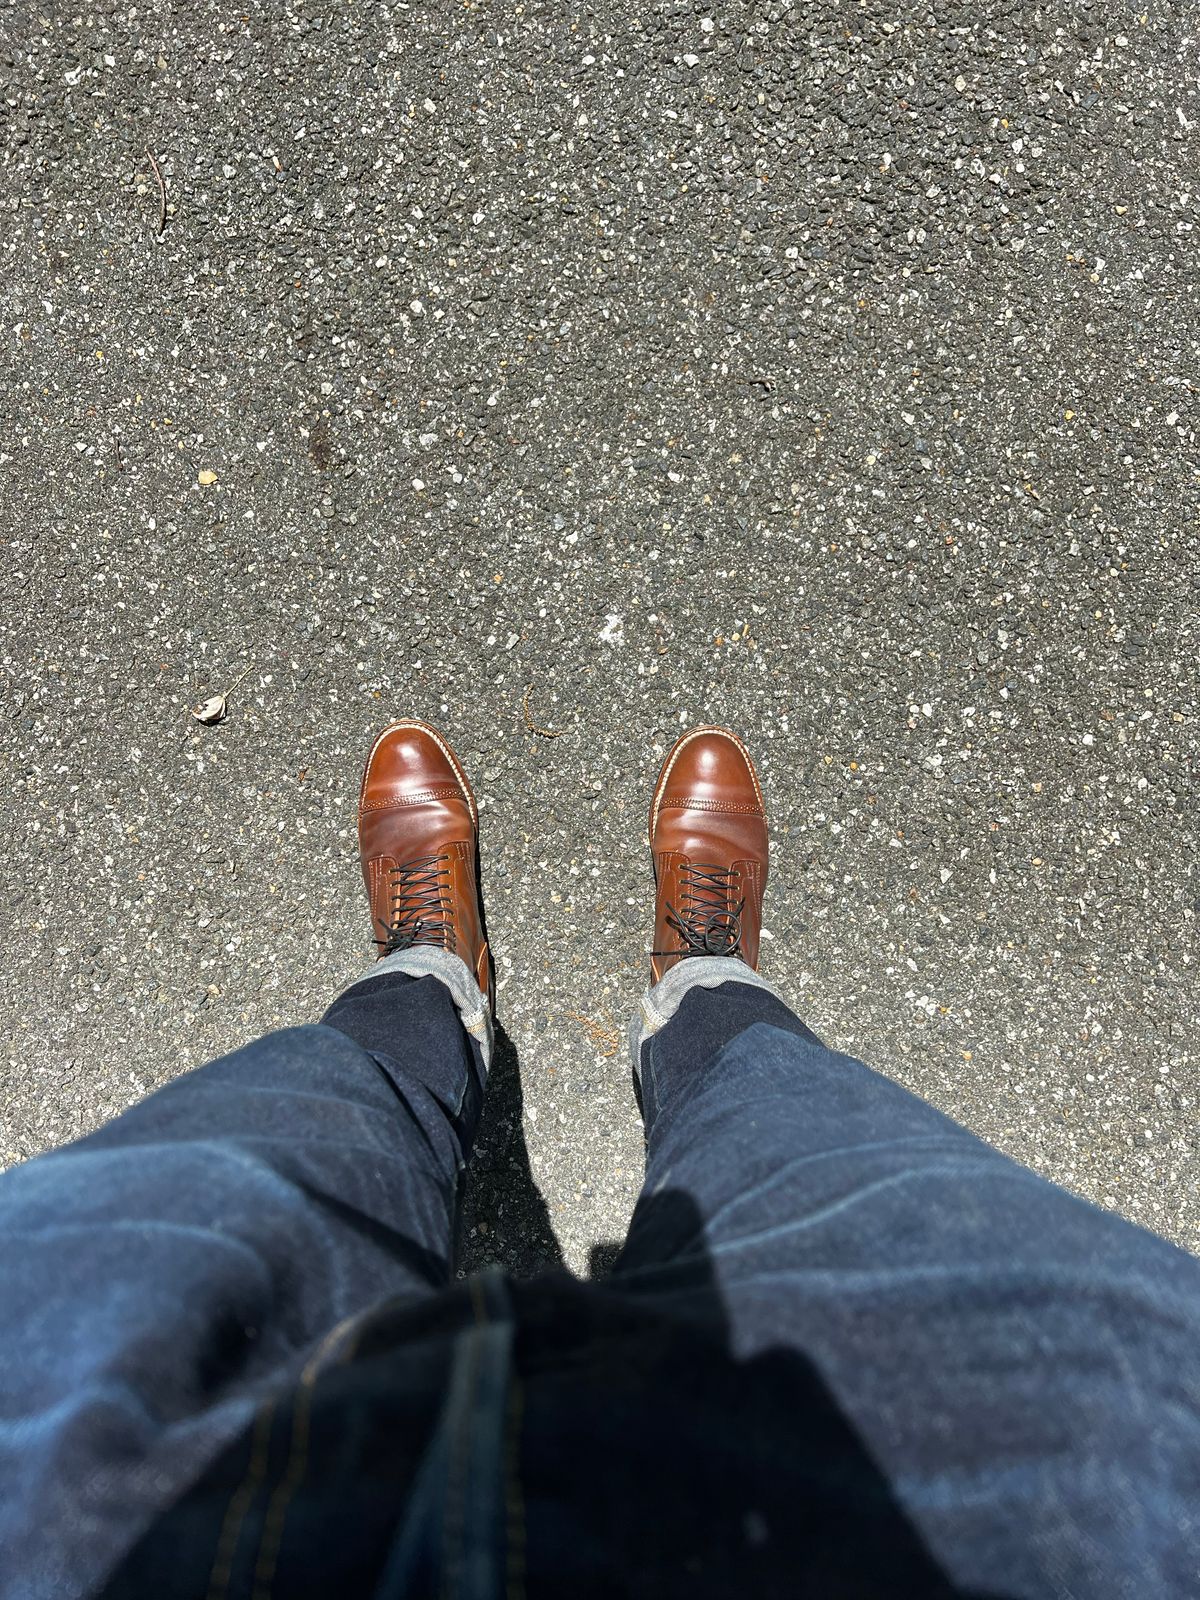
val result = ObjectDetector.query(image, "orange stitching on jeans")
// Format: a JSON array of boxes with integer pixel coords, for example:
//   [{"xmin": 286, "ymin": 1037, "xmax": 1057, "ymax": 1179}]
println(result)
[
  {"xmin": 503, "ymin": 1375, "xmax": 527, "ymax": 1600},
  {"xmin": 442, "ymin": 1335, "xmax": 482, "ymax": 1599},
  {"xmin": 249, "ymin": 1313, "xmax": 361, "ymax": 1600},
  {"xmin": 436, "ymin": 1280, "xmax": 492, "ymax": 1597},
  {"xmin": 206, "ymin": 1400, "xmax": 275, "ymax": 1600}
]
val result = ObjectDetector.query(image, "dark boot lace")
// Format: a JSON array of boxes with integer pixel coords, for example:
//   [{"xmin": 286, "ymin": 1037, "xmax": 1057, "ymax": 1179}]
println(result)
[
  {"xmin": 376, "ymin": 853, "xmax": 456, "ymax": 956},
  {"xmin": 654, "ymin": 861, "xmax": 745, "ymax": 960}
]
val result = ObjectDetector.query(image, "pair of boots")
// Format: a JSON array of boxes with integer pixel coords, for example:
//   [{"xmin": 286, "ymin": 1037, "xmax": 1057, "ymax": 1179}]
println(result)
[{"xmin": 357, "ymin": 721, "xmax": 770, "ymax": 1001}]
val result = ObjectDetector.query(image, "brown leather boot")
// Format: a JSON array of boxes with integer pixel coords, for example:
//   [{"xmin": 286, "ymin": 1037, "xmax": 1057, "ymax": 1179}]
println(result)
[
  {"xmin": 648, "ymin": 726, "xmax": 768, "ymax": 984},
  {"xmin": 357, "ymin": 719, "xmax": 492, "ymax": 1006}
]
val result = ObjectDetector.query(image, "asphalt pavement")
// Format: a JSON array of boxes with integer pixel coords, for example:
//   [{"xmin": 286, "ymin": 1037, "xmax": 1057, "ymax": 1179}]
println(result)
[{"xmin": 2, "ymin": 0, "xmax": 1197, "ymax": 1274}]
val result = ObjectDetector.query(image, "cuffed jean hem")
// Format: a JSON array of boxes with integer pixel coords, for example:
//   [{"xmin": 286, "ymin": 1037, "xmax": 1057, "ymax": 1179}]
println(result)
[
  {"xmin": 629, "ymin": 957, "xmax": 787, "ymax": 1078},
  {"xmin": 341, "ymin": 947, "xmax": 494, "ymax": 1069}
]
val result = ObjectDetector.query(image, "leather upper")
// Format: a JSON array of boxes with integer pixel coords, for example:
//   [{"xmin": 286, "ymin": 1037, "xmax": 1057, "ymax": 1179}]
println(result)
[
  {"xmin": 648, "ymin": 727, "xmax": 769, "ymax": 983},
  {"xmin": 357, "ymin": 721, "xmax": 491, "ymax": 1001}
]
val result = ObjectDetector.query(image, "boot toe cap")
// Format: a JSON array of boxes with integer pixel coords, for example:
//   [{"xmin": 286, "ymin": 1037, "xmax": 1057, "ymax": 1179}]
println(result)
[
  {"xmin": 653, "ymin": 726, "xmax": 764, "ymax": 828},
  {"xmin": 360, "ymin": 721, "xmax": 476, "ymax": 823}
]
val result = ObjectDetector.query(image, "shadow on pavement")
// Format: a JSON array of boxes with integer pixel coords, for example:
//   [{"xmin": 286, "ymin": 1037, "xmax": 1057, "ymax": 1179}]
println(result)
[{"xmin": 458, "ymin": 1019, "xmax": 565, "ymax": 1275}]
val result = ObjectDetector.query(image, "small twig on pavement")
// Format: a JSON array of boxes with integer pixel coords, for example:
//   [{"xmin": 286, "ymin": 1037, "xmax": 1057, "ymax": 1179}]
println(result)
[
  {"xmin": 523, "ymin": 686, "xmax": 562, "ymax": 739},
  {"xmin": 225, "ymin": 661, "xmax": 254, "ymax": 697},
  {"xmin": 146, "ymin": 146, "xmax": 167, "ymax": 234},
  {"xmin": 562, "ymin": 1012, "xmax": 622, "ymax": 1059}
]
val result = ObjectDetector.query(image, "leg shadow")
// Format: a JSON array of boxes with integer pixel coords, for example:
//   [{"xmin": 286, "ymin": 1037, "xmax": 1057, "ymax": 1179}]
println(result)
[
  {"xmin": 584, "ymin": 1186, "xmax": 1010, "ymax": 1599},
  {"xmin": 102, "ymin": 1197, "xmax": 1015, "ymax": 1598},
  {"xmin": 458, "ymin": 1020, "xmax": 564, "ymax": 1276},
  {"xmin": 587, "ymin": 1240, "xmax": 623, "ymax": 1281}
]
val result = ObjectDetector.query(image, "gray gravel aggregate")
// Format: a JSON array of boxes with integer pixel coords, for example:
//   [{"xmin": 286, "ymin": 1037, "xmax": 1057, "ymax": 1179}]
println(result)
[{"xmin": 2, "ymin": 0, "xmax": 1197, "ymax": 1273}]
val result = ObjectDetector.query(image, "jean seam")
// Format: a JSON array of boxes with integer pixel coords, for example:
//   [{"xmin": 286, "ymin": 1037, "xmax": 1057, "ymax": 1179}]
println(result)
[
  {"xmin": 502, "ymin": 1375, "xmax": 526, "ymax": 1600},
  {"xmin": 249, "ymin": 1313, "xmax": 364, "ymax": 1600},
  {"xmin": 205, "ymin": 1401, "xmax": 276, "ymax": 1600},
  {"xmin": 440, "ymin": 1278, "xmax": 491, "ymax": 1589}
]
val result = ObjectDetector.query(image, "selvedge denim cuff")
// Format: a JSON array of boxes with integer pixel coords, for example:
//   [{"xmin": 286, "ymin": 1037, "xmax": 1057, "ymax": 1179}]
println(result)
[
  {"xmin": 629, "ymin": 955, "xmax": 786, "ymax": 1078},
  {"xmin": 341, "ymin": 946, "xmax": 494, "ymax": 1068}
]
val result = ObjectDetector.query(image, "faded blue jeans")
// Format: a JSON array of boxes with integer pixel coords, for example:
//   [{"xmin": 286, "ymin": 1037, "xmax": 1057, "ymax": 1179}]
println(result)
[{"xmin": 1, "ymin": 952, "xmax": 1198, "ymax": 1598}]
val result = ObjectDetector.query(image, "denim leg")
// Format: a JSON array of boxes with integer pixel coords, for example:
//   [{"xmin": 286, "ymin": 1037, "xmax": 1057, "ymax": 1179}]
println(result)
[
  {"xmin": 614, "ymin": 976, "xmax": 1200, "ymax": 1596},
  {"xmin": 0, "ymin": 963, "xmax": 484, "ymax": 1600}
]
